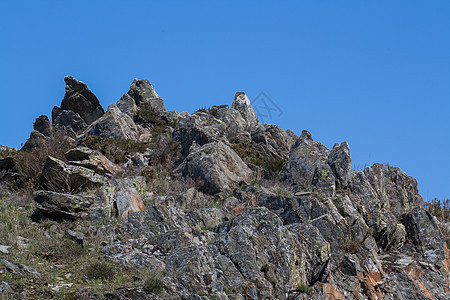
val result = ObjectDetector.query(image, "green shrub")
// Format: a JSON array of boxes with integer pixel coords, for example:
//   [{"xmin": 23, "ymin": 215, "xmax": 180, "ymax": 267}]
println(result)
[
  {"xmin": 143, "ymin": 275, "xmax": 164, "ymax": 294},
  {"xmin": 135, "ymin": 102, "xmax": 166, "ymax": 126},
  {"xmin": 85, "ymin": 261, "xmax": 114, "ymax": 280},
  {"xmin": 296, "ymin": 284, "xmax": 312, "ymax": 293}
]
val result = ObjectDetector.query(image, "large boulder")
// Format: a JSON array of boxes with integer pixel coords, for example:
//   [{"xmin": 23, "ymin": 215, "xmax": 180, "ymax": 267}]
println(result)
[
  {"xmin": 77, "ymin": 104, "xmax": 140, "ymax": 140},
  {"xmin": 33, "ymin": 190, "xmax": 96, "ymax": 220},
  {"xmin": 231, "ymin": 92, "xmax": 259, "ymax": 129},
  {"xmin": 175, "ymin": 141, "xmax": 252, "ymax": 194},
  {"xmin": 52, "ymin": 76, "xmax": 104, "ymax": 125},
  {"xmin": 99, "ymin": 177, "xmax": 146, "ymax": 219},
  {"xmin": 400, "ymin": 208, "xmax": 446, "ymax": 263},
  {"xmin": 53, "ymin": 110, "xmax": 88, "ymax": 133},
  {"xmin": 65, "ymin": 147, "xmax": 122, "ymax": 176},
  {"xmin": 327, "ymin": 142, "xmax": 352, "ymax": 189},
  {"xmin": 21, "ymin": 130, "xmax": 47, "ymax": 151},
  {"xmin": 216, "ymin": 207, "xmax": 331, "ymax": 297},
  {"xmin": 38, "ymin": 156, "xmax": 107, "ymax": 193},
  {"xmin": 126, "ymin": 78, "xmax": 166, "ymax": 114},
  {"xmin": 349, "ymin": 163, "xmax": 423, "ymax": 217},
  {"xmin": 280, "ymin": 130, "xmax": 332, "ymax": 192},
  {"xmin": 33, "ymin": 115, "xmax": 52, "ymax": 137},
  {"xmin": 251, "ymin": 124, "xmax": 296, "ymax": 160},
  {"xmin": 173, "ymin": 112, "xmax": 227, "ymax": 156}
]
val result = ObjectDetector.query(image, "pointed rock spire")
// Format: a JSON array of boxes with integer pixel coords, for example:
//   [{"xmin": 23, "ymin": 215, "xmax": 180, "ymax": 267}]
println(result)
[
  {"xmin": 231, "ymin": 92, "xmax": 259, "ymax": 128},
  {"xmin": 52, "ymin": 76, "xmax": 105, "ymax": 126},
  {"xmin": 127, "ymin": 79, "xmax": 166, "ymax": 114}
]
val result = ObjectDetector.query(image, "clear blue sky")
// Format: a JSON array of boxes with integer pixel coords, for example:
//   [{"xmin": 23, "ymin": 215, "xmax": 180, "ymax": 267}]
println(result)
[{"xmin": 1, "ymin": 1, "xmax": 449, "ymax": 200}]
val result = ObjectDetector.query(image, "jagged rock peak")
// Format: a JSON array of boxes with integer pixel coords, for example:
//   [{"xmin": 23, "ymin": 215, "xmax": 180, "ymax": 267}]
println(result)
[
  {"xmin": 33, "ymin": 115, "xmax": 52, "ymax": 137},
  {"xmin": 231, "ymin": 92, "xmax": 259, "ymax": 128},
  {"xmin": 52, "ymin": 76, "xmax": 105, "ymax": 126},
  {"xmin": 127, "ymin": 78, "xmax": 166, "ymax": 114}
]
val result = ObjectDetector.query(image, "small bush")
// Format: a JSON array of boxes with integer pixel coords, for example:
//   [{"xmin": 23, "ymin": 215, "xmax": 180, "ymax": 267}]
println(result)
[
  {"xmin": 135, "ymin": 102, "xmax": 166, "ymax": 127},
  {"xmin": 143, "ymin": 275, "xmax": 164, "ymax": 294},
  {"xmin": 425, "ymin": 198, "xmax": 449, "ymax": 223},
  {"xmin": 296, "ymin": 284, "xmax": 312, "ymax": 293},
  {"xmin": 85, "ymin": 261, "xmax": 114, "ymax": 280},
  {"xmin": 260, "ymin": 264, "xmax": 269, "ymax": 273},
  {"xmin": 341, "ymin": 239, "xmax": 363, "ymax": 254},
  {"xmin": 194, "ymin": 107, "xmax": 208, "ymax": 114}
]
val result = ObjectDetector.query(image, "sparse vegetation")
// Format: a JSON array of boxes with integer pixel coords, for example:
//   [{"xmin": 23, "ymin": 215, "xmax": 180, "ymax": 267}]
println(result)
[
  {"xmin": 340, "ymin": 238, "xmax": 363, "ymax": 254},
  {"xmin": 85, "ymin": 261, "xmax": 115, "ymax": 280},
  {"xmin": 143, "ymin": 274, "xmax": 164, "ymax": 294},
  {"xmin": 78, "ymin": 136, "xmax": 149, "ymax": 163},
  {"xmin": 296, "ymin": 283, "xmax": 312, "ymax": 293}
]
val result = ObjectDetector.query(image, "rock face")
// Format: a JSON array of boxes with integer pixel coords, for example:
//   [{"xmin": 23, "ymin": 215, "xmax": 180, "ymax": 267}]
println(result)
[
  {"xmin": 52, "ymin": 76, "xmax": 104, "ymax": 125},
  {"xmin": 33, "ymin": 190, "xmax": 96, "ymax": 220},
  {"xmin": 77, "ymin": 104, "xmax": 140, "ymax": 140},
  {"xmin": 65, "ymin": 147, "xmax": 122, "ymax": 176},
  {"xmin": 173, "ymin": 112, "xmax": 227, "ymax": 156},
  {"xmin": 117, "ymin": 79, "xmax": 166, "ymax": 116},
  {"xmin": 53, "ymin": 110, "xmax": 87, "ymax": 132},
  {"xmin": 33, "ymin": 115, "xmax": 52, "ymax": 137},
  {"xmin": 127, "ymin": 78, "xmax": 166, "ymax": 114},
  {"xmin": 175, "ymin": 141, "xmax": 252, "ymax": 194},
  {"xmin": 349, "ymin": 163, "xmax": 423, "ymax": 218},
  {"xmin": 231, "ymin": 92, "xmax": 259, "ymax": 129},
  {"xmin": 100, "ymin": 177, "xmax": 146, "ymax": 219},
  {"xmin": 280, "ymin": 130, "xmax": 333, "ymax": 193},
  {"xmin": 400, "ymin": 208, "xmax": 446, "ymax": 263},
  {"xmin": 38, "ymin": 156, "xmax": 106, "ymax": 193},
  {"xmin": 327, "ymin": 141, "xmax": 352, "ymax": 188},
  {"xmin": 3, "ymin": 76, "xmax": 449, "ymax": 299},
  {"xmin": 21, "ymin": 130, "xmax": 47, "ymax": 151}
]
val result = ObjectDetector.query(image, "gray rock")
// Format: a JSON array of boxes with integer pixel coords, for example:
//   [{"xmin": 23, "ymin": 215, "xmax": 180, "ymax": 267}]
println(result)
[
  {"xmin": 65, "ymin": 147, "xmax": 122, "ymax": 176},
  {"xmin": 231, "ymin": 92, "xmax": 259, "ymax": 129},
  {"xmin": 38, "ymin": 156, "xmax": 107, "ymax": 193},
  {"xmin": 21, "ymin": 130, "xmax": 46, "ymax": 151},
  {"xmin": 99, "ymin": 177, "xmax": 146, "ymax": 219},
  {"xmin": 1, "ymin": 259, "xmax": 40, "ymax": 276},
  {"xmin": 33, "ymin": 115, "xmax": 52, "ymax": 137},
  {"xmin": 251, "ymin": 124, "xmax": 295, "ymax": 161},
  {"xmin": 400, "ymin": 208, "xmax": 446, "ymax": 263},
  {"xmin": 116, "ymin": 93, "xmax": 138, "ymax": 116},
  {"xmin": 0, "ymin": 245, "xmax": 10, "ymax": 254},
  {"xmin": 53, "ymin": 76, "xmax": 105, "ymax": 125},
  {"xmin": 349, "ymin": 163, "xmax": 423, "ymax": 217},
  {"xmin": 78, "ymin": 104, "xmax": 140, "ymax": 141},
  {"xmin": 33, "ymin": 190, "xmax": 96, "ymax": 220},
  {"xmin": 0, "ymin": 281, "xmax": 12, "ymax": 294},
  {"xmin": 327, "ymin": 142, "xmax": 352, "ymax": 188},
  {"xmin": 280, "ymin": 130, "xmax": 330, "ymax": 190},
  {"xmin": 175, "ymin": 141, "xmax": 252, "ymax": 194},
  {"xmin": 127, "ymin": 78, "xmax": 166, "ymax": 114},
  {"xmin": 54, "ymin": 110, "xmax": 88, "ymax": 132},
  {"xmin": 173, "ymin": 112, "xmax": 227, "ymax": 156},
  {"xmin": 66, "ymin": 230, "xmax": 86, "ymax": 247}
]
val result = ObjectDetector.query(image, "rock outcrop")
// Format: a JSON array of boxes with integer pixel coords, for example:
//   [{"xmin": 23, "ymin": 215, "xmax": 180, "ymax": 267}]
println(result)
[
  {"xmin": 175, "ymin": 141, "xmax": 252, "ymax": 194},
  {"xmin": 77, "ymin": 104, "xmax": 140, "ymax": 140},
  {"xmin": 231, "ymin": 92, "xmax": 259, "ymax": 129},
  {"xmin": 65, "ymin": 147, "xmax": 122, "ymax": 176},
  {"xmin": 33, "ymin": 115, "xmax": 52, "ymax": 137},
  {"xmin": 52, "ymin": 76, "xmax": 104, "ymax": 126},
  {"xmin": 1, "ymin": 76, "xmax": 448, "ymax": 299}
]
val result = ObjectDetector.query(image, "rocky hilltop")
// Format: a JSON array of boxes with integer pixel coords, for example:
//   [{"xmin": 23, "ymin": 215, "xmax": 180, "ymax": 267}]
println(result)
[{"xmin": 0, "ymin": 76, "xmax": 448, "ymax": 299}]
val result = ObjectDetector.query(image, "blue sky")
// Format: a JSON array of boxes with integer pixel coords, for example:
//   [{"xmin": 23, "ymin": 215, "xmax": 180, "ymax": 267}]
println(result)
[{"xmin": 1, "ymin": 1, "xmax": 449, "ymax": 200}]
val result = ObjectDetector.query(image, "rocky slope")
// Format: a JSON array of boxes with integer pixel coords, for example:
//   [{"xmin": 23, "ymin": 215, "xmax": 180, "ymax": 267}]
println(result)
[{"xmin": 0, "ymin": 76, "xmax": 448, "ymax": 299}]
